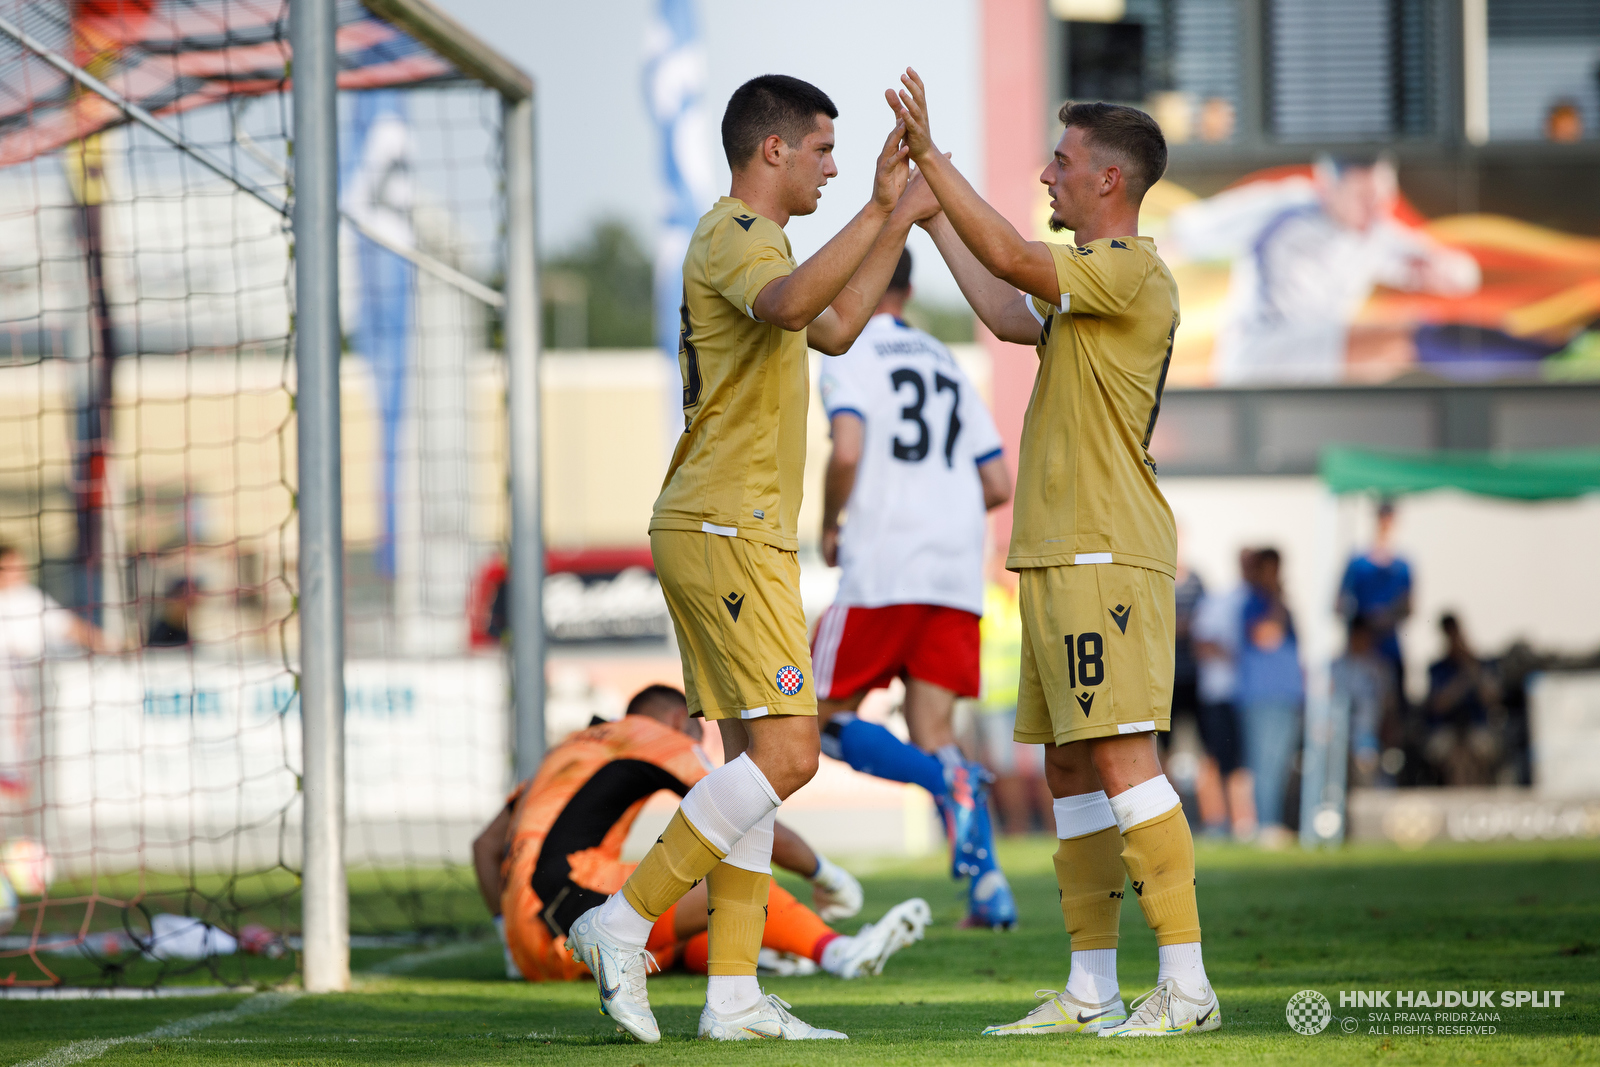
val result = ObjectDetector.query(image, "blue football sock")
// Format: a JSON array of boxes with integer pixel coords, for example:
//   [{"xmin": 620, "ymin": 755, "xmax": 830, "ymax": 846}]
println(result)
[
  {"xmin": 964, "ymin": 789, "xmax": 999, "ymax": 875},
  {"xmin": 824, "ymin": 715, "xmax": 947, "ymax": 797}
]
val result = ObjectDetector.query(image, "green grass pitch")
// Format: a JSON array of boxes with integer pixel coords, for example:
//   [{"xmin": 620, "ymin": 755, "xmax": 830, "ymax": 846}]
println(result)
[{"xmin": 3, "ymin": 836, "xmax": 1597, "ymax": 1065}]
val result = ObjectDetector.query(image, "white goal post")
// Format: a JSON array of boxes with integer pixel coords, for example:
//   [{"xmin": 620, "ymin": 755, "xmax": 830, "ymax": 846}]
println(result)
[
  {"xmin": 0, "ymin": 0, "xmax": 545, "ymax": 992},
  {"xmin": 288, "ymin": 0, "xmax": 545, "ymax": 993}
]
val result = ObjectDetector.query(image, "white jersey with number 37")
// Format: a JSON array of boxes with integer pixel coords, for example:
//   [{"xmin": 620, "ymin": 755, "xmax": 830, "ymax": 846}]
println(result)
[{"xmin": 820, "ymin": 314, "xmax": 1003, "ymax": 616}]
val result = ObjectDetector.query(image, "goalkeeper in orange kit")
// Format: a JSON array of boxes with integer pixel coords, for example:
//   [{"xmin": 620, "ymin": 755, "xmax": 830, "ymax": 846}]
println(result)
[{"xmin": 471, "ymin": 685, "xmax": 930, "ymax": 984}]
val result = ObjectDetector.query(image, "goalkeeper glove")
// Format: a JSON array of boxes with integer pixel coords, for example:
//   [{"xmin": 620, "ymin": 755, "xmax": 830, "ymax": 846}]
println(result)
[{"xmin": 810, "ymin": 855, "xmax": 863, "ymax": 923}]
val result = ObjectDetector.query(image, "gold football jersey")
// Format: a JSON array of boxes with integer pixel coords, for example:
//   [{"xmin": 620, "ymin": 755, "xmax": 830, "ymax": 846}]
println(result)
[
  {"xmin": 1006, "ymin": 237, "xmax": 1180, "ymax": 576},
  {"xmin": 649, "ymin": 197, "xmax": 808, "ymax": 551}
]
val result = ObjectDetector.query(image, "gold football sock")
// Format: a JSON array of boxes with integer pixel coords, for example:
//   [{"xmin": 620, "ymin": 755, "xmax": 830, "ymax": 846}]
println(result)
[
  {"xmin": 1054, "ymin": 825, "xmax": 1126, "ymax": 951},
  {"xmin": 620, "ymin": 808, "xmax": 726, "ymax": 922},
  {"xmin": 704, "ymin": 862, "xmax": 770, "ymax": 977},
  {"xmin": 1119, "ymin": 804, "xmax": 1202, "ymax": 946}
]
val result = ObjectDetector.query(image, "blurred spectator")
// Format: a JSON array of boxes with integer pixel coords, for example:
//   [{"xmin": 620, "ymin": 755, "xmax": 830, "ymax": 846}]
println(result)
[
  {"xmin": 1164, "ymin": 554, "xmax": 1204, "ymax": 777},
  {"xmin": 0, "ymin": 543, "xmax": 100, "ymax": 659},
  {"xmin": 1236, "ymin": 548, "xmax": 1303, "ymax": 848},
  {"xmin": 1337, "ymin": 499, "xmax": 1412, "ymax": 692},
  {"xmin": 1544, "ymin": 98, "xmax": 1583, "ymax": 143},
  {"xmin": 1172, "ymin": 555, "xmax": 1204, "ymax": 727},
  {"xmin": 974, "ymin": 576, "xmax": 1051, "ymax": 834},
  {"xmin": 1167, "ymin": 155, "xmax": 1479, "ymax": 384},
  {"xmin": 1160, "ymin": 545, "xmax": 1204, "ymax": 824},
  {"xmin": 1488, "ymin": 639, "xmax": 1542, "ymax": 787},
  {"xmin": 1423, "ymin": 613, "xmax": 1503, "ymax": 787},
  {"xmin": 1, "ymin": 542, "xmax": 100, "ymax": 799},
  {"xmin": 1331, "ymin": 616, "xmax": 1399, "ymax": 788},
  {"xmin": 1191, "ymin": 550, "xmax": 1258, "ymax": 841},
  {"xmin": 146, "ymin": 578, "xmax": 200, "ymax": 648}
]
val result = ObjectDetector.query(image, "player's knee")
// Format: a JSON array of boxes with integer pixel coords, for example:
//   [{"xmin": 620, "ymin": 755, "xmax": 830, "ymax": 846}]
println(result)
[
  {"xmin": 1044, "ymin": 740, "xmax": 1100, "ymax": 796},
  {"xmin": 756, "ymin": 739, "xmax": 819, "ymax": 799},
  {"xmin": 776, "ymin": 746, "xmax": 820, "ymax": 799},
  {"xmin": 1086, "ymin": 732, "xmax": 1163, "ymax": 794}
]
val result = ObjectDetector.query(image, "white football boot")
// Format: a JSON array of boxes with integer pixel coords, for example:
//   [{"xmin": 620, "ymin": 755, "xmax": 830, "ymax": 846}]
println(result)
[
  {"xmin": 756, "ymin": 948, "xmax": 819, "ymax": 977},
  {"xmin": 820, "ymin": 897, "xmax": 932, "ymax": 979},
  {"xmin": 564, "ymin": 906, "xmax": 660, "ymax": 1043},
  {"xmin": 981, "ymin": 988, "xmax": 1128, "ymax": 1035},
  {"xmin": 1099, "ymin": 977, "xmax": 1221, "ymax": 1037},
  {"xmin": 698, "ymin": 993, "xmax": 848, "ymax": 1040}
]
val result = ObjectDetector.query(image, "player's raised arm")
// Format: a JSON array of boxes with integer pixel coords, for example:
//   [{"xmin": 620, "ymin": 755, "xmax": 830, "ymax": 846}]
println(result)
[
  {"xmin": 887, "ymin": 69, "xmax": 1061, "ymax": 306},
  {"xmin": 802, "ymin": 116, "xmax": 950, "ymax": 354},
  {"xmin": 901, "ymin": 167, "xmax": 1039, "ymax": 344},
  {"xmin": 750, "ymin": 116, "xmax": 909, "ymax": 337}
]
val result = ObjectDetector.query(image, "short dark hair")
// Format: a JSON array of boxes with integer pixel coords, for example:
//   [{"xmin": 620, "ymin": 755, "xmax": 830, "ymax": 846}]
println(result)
[
  {"xmin": 1255, "ymin": 546, "xmax": 1282, "ymax": 568},
  {"xmin": 722, "ymin": 75, "xmax": 838, "ymax": 169},
  {"xmin": 887, "ymin": 248, "xmax": 913, "ymax": 294},
  {"xmin": 0, "ymin": 541, "xmax": 17, "ymax": 561},
  {"xmin": 1057, "ymin": 101, "xmax": 1167, "ymax": 198},
  {"xmin": 626, "ymin": 684, "xmax": 687, "ymax": 718}
]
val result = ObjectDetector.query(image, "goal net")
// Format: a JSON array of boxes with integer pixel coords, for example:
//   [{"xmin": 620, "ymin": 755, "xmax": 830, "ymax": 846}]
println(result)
[{"xmin": 0, "ymin": 0, "xmax": 521, "ymax": 987}]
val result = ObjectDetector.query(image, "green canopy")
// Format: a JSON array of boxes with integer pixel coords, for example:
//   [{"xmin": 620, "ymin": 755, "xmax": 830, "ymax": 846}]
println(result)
[{"xmin": 1321, "ymin": 447, "xmax": 1600, "ymax": 501}]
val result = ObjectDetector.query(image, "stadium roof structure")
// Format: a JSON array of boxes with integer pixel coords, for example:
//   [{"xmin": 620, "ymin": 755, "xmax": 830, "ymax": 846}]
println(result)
[
  {"xmin": 1322, "ymin": 447, "xmax": 1600, "ymax": 501},
  {"xmin": 0, "ymin": 0, "xmax": 530, "ymax": 169},
  {"xmin": 0, "ymin": 0, "xmax": 527, "ymax": 308}
]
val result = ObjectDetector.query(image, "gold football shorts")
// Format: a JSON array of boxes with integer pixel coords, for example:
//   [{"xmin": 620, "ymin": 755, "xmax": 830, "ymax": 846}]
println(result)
[
  {"xmin": 1013, "ymin": 562, "xmax": 1175, "ymax": 746},
  {"xmin": 650, "ymin": 529, "xmax": 816, "ymax": 721}
]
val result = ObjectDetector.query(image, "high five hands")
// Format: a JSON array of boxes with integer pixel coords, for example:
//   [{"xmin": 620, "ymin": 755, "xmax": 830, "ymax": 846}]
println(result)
[
  {"xmin": 887, "ymin": 68, "xmax": 936, "ymax": 163},
  {"xmin": 870, "ymin": 118, "xmax": 911, "ymax": 216},
  {"xmin": 883, "ymin": 68, "xmax": 943, "ymax": 223}
]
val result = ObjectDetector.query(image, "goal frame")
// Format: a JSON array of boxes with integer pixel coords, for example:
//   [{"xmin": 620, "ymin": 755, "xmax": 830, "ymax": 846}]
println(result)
[
  {"xmin": 0, "ymin": 0, "xmax": 546, "ymax": 992},
  {"xmin": 290, "ymin": 0, "xmax": 547, "ymax": 993}
]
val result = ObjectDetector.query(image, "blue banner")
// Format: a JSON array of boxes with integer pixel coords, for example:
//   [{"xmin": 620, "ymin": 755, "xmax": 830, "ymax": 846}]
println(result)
[
  {"xmin": 341, "ymin": 91, "xmax": 416, "ymax": 578},
  {"xmin": 643, "ymin": 0, "xmax": 713, "ymax": 437}
]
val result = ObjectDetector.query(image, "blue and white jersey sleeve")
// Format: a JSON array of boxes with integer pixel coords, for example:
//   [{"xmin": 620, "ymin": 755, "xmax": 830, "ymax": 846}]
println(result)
[{"xmin": 818, "ymin": 342, "xmax": 870, "ymax": 424}]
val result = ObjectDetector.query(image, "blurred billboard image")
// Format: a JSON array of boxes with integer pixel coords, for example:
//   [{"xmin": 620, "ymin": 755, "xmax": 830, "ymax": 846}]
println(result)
[{"xmin": 1043, "ymin": 0, "xmax": 1600, "ymax": 390}]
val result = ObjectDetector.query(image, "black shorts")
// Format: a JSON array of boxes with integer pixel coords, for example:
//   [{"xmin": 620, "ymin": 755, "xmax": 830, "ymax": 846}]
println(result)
[
  {"xmin": 1196, "ymin": 701, "xmax": 1242, "ymax": 777},
  {"xmin": 1172, "ymin": 676, "xmax": 1200, "ymax": 717}
]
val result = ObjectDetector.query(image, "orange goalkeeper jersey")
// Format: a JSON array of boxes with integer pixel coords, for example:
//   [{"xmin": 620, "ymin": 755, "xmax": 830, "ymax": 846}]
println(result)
[
  {"xmin": 501, "ymin": 714, "xmax": 712, "ymax": 896},
  {"xmin": 499, "ymin": 715, "xmax": 712, "ymax": 980}
]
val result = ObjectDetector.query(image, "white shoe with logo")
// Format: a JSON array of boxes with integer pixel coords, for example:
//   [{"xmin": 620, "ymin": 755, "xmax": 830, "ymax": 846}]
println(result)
[
  {"xmin": 697, "ymin": 993, "xmax": 848, "ymax": 1040},
  {"xmin": 822, "ymin": 897, "xmax": 932, "ymax": 979},
  {"xmin": 565, "ymin": 906, "xmax": 660, "ymax": 1044},
  {"xmin": 982, "ymin": 988, "xmax": 1128, "ymax": 1035},
  {"xmin": 1099, "ymin": 977, "xmax": 1221, "ymax": 1037}
]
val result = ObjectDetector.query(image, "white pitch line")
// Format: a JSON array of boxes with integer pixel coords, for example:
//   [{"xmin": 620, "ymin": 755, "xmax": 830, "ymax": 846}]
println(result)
[{"xmin": 13, "ymin": 991, "xmax": 297, "ymax": 1067}]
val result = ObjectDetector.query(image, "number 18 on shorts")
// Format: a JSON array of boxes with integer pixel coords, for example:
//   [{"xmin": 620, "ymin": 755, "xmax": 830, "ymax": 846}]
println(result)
[{"xmin": 1012, "ymin": 562, "xmax": 1176, "ymax": 746}]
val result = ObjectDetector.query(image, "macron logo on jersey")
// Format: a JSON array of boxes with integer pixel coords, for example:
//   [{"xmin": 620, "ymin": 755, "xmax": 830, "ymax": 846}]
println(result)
[{"xmin": 733, "ymin": 215, "xmax": 756, "ymax": 231}]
